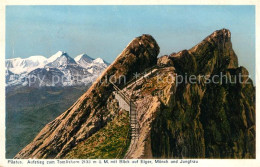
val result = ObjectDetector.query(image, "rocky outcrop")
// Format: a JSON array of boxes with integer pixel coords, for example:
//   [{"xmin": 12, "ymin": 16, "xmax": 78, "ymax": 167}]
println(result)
[
  {"xmin": 15, "ymin": 29, "xmax": 255, "ymax": 159},
  {"xmin": 170, "ymin": 29, "xmax": 238, "ymax": 75},
  {"xmin": 124, "ymin": 67, "xmax": 176, "ymax": 158},
  {"xmin": 15, "ymin": 34, "xmax": 160, "ymax": 159},
  {"xmin": 110, "ymin": 29, "xmax": 255, "ymax": 159},
  {"xmin": 157, "ymin": 55, "xmax": 174, "ymax": 67},
  {"xmin": 151, "ymin": 29, "xmax": 255, "ymax": 158}
]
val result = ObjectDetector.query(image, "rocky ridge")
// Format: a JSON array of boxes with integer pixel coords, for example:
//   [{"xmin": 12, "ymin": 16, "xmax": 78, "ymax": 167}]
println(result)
[
  {"xmin": 15, "ymin": 29, "xmax": 255, "ymax": 158},
  {"xmin": 15, "ymin": 34, "xmax": 160, "ymax": 158}
]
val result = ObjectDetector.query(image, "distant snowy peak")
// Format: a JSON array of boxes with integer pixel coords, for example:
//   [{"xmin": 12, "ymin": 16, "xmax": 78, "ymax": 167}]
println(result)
[
  {"xmin": 6, "ymin": 55, "xmax": 47, "ymax": 74},
  {"xmin": 6, "ymin": 55, "xmax": 47, "ymax": 68},
  {"xmin": 47, "ymin": 51, "xmax": 65, "ymax": 63},
  {"xmin": 47, "ymin": 51, "xmax": 75, "ymax": 63},
  {"xmin": 28, "ymin": 55, "xmax": 47, "ymax": 62},
  {"xmin": 93, "ymin": 58, "xmax": 105, "ymax": 64},
  {"xmin": 5, "ymin": 51, "xmax": 109, "ymax": 75},
  {"xmin": 74, "ymin": 54, "xmax": 93, "ymax": 63},
  {"xmin": 74, "ymin": 53, "xmax": 108, "ymax": 69},
  {"xmin": 74, "ymin": 54, "xmax": 94, "ymax": 68},
  {"xmin": 45, "ymin": 51, "xmax": 77, "ymax": 68},
  {"xmin": 6, "ymin": 51, "xmax": 110, "ymax": 87}
]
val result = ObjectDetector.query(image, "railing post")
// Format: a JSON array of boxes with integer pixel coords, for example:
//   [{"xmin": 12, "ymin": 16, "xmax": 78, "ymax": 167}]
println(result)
[{"xmin": 129, "ymin": 100, "xmax": 132, "ymax": 125}]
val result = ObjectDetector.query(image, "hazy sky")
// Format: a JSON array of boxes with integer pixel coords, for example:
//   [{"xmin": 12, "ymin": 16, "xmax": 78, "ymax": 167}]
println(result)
[{"xmin": 6, "ymin": 5, "xmax": 255, "ymax": 81}]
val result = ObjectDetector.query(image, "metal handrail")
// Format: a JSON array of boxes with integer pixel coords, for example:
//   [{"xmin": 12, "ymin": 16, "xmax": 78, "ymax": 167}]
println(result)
[
  {"xmin": 110, "ymin": 66, "xmax": 162, "ymax": 158},
  {"xmin": 110, "ymin": 81, "xmax": 131, "ymax": 103},
  {"xmin": 124, "ymin": 65, "xmax": 159, "ymax": 88}
]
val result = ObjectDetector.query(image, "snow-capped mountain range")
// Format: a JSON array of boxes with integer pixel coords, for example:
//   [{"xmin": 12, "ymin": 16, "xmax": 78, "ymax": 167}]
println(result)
[{"xmin": 5, "ymin": 51, "xmax": 109, "ymax": 87}]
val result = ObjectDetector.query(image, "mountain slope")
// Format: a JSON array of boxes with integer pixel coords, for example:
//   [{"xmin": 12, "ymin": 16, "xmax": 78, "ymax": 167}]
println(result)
[
  {"xmin": 6, "ymin": 56, "xmax": 47, "ymax": 74},
  {"xmin": 74, "ymin": 54, "xmax": 109, "ymax": 75},
  {"xmin": 15, "ymin": 34, "xmax": 159, "ymax": 158},
  {"xmin": 149, "ymin": 29, "xmax": 254, "ymax": 158},
  {"xmin": 45, "ymin": 51, "xmax": 77, "ymax": 68},
  {"xmin": 6, "ymin": 52, "xmax": 108, "ymax": 158},
  {"xmin": 15, "ymin": 30, "xmax": 255, "ymax": 159},
  {"xmin": 65, "ymin": 111, "xmax": 130, "ymax": 159},
  {"xmin": 74, "ymin": 54, "xmax": 94, "ymax": 68},
  {"xmin": 5, "ymin": 51, "xmax": 108, "ymax": 87},
  {"xmin": 6, "ymin": 86, "xmax": 90, "ymax": 158}
]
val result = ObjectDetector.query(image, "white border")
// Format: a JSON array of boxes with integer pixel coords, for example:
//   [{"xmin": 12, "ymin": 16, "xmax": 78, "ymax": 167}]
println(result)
[{"xmin": 0, "ymin": 0, "xmax": 259, "ymax": 166}]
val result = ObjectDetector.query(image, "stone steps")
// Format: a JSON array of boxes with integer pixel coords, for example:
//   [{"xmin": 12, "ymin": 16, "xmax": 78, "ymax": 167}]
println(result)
[{"xmin": 130, "ymin": 101, "xmax": 139, "ymax": 139}]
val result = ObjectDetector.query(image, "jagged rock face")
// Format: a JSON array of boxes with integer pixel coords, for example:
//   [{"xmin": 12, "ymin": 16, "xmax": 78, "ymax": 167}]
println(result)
[
  {"xmin": 151, "ymin": 29, "xmax": 255, "ymax": 158},
  {"xmin": 170, "ymin": 29, "xmax": 238, "ymax": 76},
  {"xmin": 124, "ymin": 67, "xmax": 176, "ymax": 158},
  {"xmin": 110, "ymin": 29, "xmax": 254, "ymax": 159},
  {"xmin": 109, "ymin": 34, "xmax": 160, "ymax": 87},
  {"xmin": 15, "ymin": 34, "xmax": 159, "ymax": 159},
  {"xmin": 157, "ymin": 55, "xmax": 174, "ymax": 67},
  {"xmin": 15, "ymin": 29, "xmax": 255, "ymax": 159}
]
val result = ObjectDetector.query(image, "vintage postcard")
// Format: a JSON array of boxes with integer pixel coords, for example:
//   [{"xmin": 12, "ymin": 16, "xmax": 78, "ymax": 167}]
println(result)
[{"xmin": 0, "ymin": 0, "xmax": 259, "ymax": 166}]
